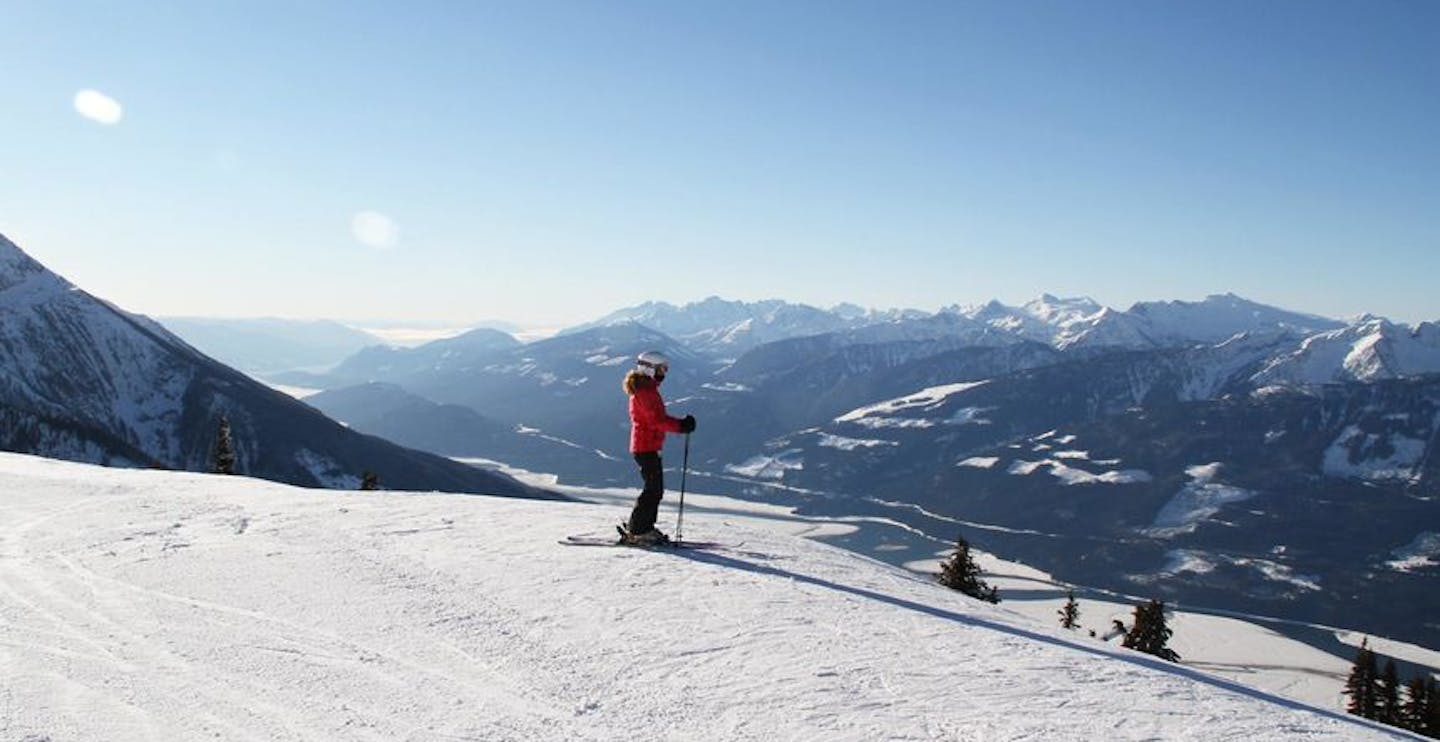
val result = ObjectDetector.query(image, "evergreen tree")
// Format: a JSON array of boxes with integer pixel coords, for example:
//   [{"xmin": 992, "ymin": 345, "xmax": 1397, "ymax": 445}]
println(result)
[
  {"xmin": 1422, "ymin": 682, "xmax": 1434, "ymax": 737},
  {"xmin": 1121, "ymin": 599, "xmax": 1180, "ymax": 662},
  {"xmin": 937, "ymin": 534, "xmax": 999, "ymax": 604},
  {"xmin": 360, "ymin": 471, "xmax": 380, "ymax": 491},
  {"xmin": 1343, "ymin": 638, "xmax": 1378, "ymax": 720},
  {"xmin": 1378, "ymin": 659, "xmax": 1402, "ymax": 726},
  {"xmin": 1401, "ymin": 675, "xmax": 1428, "ymax": 734},
  {"xmin": 1058, "ymin": 591, "xmax": 1080, "ymax": 630},
  {"xmin": 213, "ymin": 416, "xmax": 236, "ymax": 475}
]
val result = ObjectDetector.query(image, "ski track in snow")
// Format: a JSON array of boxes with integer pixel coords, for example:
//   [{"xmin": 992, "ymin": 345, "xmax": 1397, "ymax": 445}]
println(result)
[{"xmin": 0, "ymin": 454, "xmax": 1413, "ymax": 741}]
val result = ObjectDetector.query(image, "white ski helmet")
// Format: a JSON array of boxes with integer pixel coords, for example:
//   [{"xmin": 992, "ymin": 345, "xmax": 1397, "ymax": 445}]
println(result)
[{"xmin": 635, "ymin": 350, "xmax": 671, "ymax": 378}]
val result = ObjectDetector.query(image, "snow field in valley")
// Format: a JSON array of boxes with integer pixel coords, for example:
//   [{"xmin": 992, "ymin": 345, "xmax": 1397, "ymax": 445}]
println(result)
[{"xmin": 0, "ymin": 453, "xmax": 1415, "ymax": 741}]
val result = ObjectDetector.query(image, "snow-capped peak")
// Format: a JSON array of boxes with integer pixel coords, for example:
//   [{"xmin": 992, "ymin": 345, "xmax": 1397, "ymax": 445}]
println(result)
[
  {"xmin": 563, "ymin": 297, "xmax": 866, "ymax": 355},
  {"xmin": 829, "ymin": 301, "xmax": 870, "ymax": 320},
  {"xmin": 0, "ymin": 232, "xmax": 68, "ymax": 296},
  {"xmin": 1022, "ymin": 293, "xmax": 1104, "ymax": 324},
  {"xmin": 1251, "ymin": 316, "xmax": 1440, "ymax": 386},
  {"xmin": 945, "ymin": 297, "xmax": 1150, "ymax": 349},
  {"xmin": 1128, "ymin": 294, "xmax": 1343, "ymax": 346}
]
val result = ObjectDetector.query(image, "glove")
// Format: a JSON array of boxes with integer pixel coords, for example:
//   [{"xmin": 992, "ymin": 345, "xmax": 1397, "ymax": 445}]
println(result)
[{"xmin": 680, "ymin": 414, "xmax": 697, "ymax": 434}]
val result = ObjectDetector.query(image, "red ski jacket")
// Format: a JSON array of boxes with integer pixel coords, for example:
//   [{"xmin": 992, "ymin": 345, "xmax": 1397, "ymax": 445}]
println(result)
[{"xmin": 627, "ymin": 374, "xmax": 683, "ymax": 453}]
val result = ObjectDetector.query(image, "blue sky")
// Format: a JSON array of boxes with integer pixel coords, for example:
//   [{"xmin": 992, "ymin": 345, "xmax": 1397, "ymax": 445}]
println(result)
[{"xmin": 1, "ymin": 1, "xmax": 1436, "ymax": 328}]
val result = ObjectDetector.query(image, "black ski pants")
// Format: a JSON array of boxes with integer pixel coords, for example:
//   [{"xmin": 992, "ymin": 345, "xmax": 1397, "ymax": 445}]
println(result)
[{"xmin": 628, "ymin": 451, "xmax": 664, "ymax": 534}]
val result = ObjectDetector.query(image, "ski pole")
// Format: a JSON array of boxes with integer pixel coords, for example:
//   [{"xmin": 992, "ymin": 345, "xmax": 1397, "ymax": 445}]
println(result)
[{"xmin": 676, "ymin": 432, "xmax": 691, "ymax": 544}]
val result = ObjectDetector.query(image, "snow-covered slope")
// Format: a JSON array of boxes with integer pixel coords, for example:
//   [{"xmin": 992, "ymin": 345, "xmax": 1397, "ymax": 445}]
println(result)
[
  {"xmin": 1, "ymin": 233, "xmax": 210, "ymax": 463},
  {"xmin": 1252, "ymin": 317, "xmax": 1440, "ymax": 386},
  {"xmin": 327, "ymin": 326, "xmax": 522, "ymax": 384},
  {"xmin": 1130, "ymin": 293, "xmax": 1344, "ymax": 346},
  {"xmin": 0, "ymin": 453, "xmax": 1411, "ymax": 741},
  {"xmin": 1011, "ymin": 294, "xmax": 1157, "ymax": 349},
  {"xmin": 947, "ymin": 293, "xmax": 1343, "ymax": 351}
]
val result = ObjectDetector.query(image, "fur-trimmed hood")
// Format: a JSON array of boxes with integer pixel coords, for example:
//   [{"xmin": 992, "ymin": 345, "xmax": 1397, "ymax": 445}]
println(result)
[{"xmin": 623, "ymin": 370, "xmax": 657, "ymax": 395}]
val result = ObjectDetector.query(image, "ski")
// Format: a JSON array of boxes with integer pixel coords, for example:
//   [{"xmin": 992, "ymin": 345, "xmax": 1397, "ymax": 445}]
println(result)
[{"xmin": 558, "ymin": 533, "xmax": 732, "ymax": 550}]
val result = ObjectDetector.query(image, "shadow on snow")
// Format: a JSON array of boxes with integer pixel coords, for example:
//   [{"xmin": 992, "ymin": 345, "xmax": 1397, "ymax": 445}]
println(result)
[{"xmin": 672, "ymin": 548, "xmax": 1402, "ymax": 739}]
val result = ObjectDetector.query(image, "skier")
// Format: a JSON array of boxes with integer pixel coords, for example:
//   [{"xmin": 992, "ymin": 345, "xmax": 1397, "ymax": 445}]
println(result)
[{"xmin": 621, "ymin": 351, "xmax": 696, "ymax": 545}]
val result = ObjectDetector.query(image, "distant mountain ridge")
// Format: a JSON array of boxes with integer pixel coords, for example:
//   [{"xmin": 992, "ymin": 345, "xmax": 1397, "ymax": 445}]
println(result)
[
  {"xmin": 936, "ymin": 292, "xmax": 1344, "ymax": 351},
  {"xmin": 302, "ymin": 294, "xmax": 1439, "ymax": 475},
  {"xmin": 1127, "ymin": 293, "xmax": 1345, "ymax": 345},
  {"xmin": 0, "ymin": 233, "xmax": 551, "ymax": 498},
  {"xmin": 565, "ymin": 293, "xmax": 1350, "ymax": 360},
  {"xmin": 562, "ymin": 296, "xmax": 923, "ymax": 356},
  {"xmin": 326, "ymin": 327, "xmax": 523, "ymax": 386}
]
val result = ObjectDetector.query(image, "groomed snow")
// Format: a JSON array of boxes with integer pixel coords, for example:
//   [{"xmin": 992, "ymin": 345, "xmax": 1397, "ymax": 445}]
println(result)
[{"xmin": 0, "ymin": 453, "xmax": 1411, "ymax": 741}]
